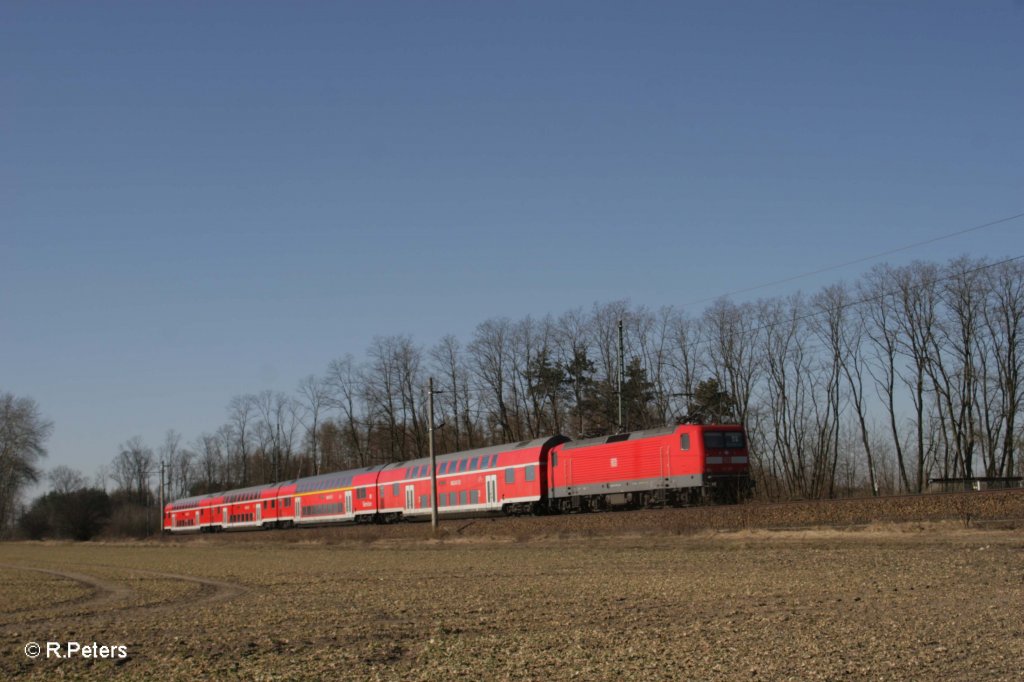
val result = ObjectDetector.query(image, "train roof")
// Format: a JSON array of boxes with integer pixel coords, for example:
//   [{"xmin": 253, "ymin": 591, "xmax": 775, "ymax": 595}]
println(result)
[
  {"xmin": 293, "ymin": 464, "xmax": 387, "ymax": 493},
  {"xmin": 385, "ymin": 434, "xmax": 570, "ymax": 469},
  {"xmin": 168, "ymin": 494, "xmax": 208, "ymax": 510},
  {"xmin": 215, "ymin": 482, "xmax": 279, "ymax": 504},
  {"xmin": 559, "ymin": 423, "xmax": 745, "ymax": 451},
  {"xmin": 559, "ymin": 425, "xmax": 678, "ymax": 450}
]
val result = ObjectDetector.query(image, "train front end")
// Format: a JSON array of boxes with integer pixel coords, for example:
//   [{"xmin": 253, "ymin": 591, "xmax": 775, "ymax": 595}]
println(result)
[{"xmin": 696, "ymin": 425, "xmax": 754, "ymax": 502}]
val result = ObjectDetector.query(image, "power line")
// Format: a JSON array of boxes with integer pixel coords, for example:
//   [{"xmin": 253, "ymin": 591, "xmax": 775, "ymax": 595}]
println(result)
[
  {"xmin": 709, "ymin": 254, "xmax": 1024, "ymax": 351},
  {"xmin": 590, "ymin": 254, "xmax": 1023, "ymax": 372},
  {"xmin": 681, "ymin": 211, "xmax": 1024, "ymax": 308}
]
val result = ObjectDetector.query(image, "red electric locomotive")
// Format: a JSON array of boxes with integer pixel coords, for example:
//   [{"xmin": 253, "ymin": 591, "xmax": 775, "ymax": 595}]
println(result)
[{"xmin": 547, "ymin": 423, "xmax": 751, "ymax": 512}]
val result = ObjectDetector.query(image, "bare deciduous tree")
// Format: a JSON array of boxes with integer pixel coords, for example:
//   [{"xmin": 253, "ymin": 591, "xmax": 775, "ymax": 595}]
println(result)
[
  {"xmin": 253, "ymin": 390, "xmax": 300, "ymax": 481},
  {"xmin": 111, "ymin": 436, "xmax": 154, "ymax": 505},
  {"xmin": 982, "ymin": 259, "xmax": 1024, "ymax": 478},
  {"xmin": 469, "ymin": 318, "xmax": 516, "ymax": 442},
  {"xmin": 0, "ymin": 392, "xmax": 53, "ymax": 530},
  {"xmin": 324, "ymin": 355, "xmax": 371, "ymax": 467},
  {"xmin": 227, "ymin": 394, "xmax": 255, "ymax": 486},
  {"xmin": 48, "ymin": 465, "xmax": 86, "ymax": 494},
  {"xmin": 297, "ymin": 375, "xmax": 329, "ymax": 475},
  {"xmin": 862, "ymin": 265, "xmax": 913, "ymax": 492},
  {"xmin": 429, "ymin": 335, "xmax": 475, "ymax": 452}
]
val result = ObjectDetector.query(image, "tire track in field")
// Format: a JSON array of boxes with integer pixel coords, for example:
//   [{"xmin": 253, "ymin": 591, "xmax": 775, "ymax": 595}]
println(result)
[
  {"xmin": 0, "ymin": 563, "xmax": 246, "ymax": 629},
  {"xmin": 0, "ymin": 563, "xmax": 135, "ymax": 627},
  {"xmin": 124, "ymin": 568, "xmax": 248, "ymax": 606}
]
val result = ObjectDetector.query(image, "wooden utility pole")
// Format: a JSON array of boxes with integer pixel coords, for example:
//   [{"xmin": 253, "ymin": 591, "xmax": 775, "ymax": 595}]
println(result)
[
  {"xmin": 158, "ymin": 460, "xmax": 165, "ymax": 535},
  {"xmin": 428, "ymin": 377, "xmax": 439, "ymax": 532},
  {"xmin": 617, "ymin": 319, "xmax": 625, "ymax": 432}
]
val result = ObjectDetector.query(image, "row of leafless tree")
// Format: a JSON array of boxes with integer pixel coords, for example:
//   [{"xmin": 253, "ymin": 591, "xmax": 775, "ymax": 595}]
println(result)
[
  {"xmin": 128, "ymin": 255, "xmax": 1024, "ymax": 503},
  {"xmin": 746, "ymin": 256, "xmax": 1023, "ymax": 498}
]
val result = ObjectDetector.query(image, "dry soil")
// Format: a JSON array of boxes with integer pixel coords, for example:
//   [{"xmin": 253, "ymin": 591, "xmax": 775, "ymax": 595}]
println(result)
[{"xmin": 1, "ymin": 521, "xmax": 1022, "ymax": 680}]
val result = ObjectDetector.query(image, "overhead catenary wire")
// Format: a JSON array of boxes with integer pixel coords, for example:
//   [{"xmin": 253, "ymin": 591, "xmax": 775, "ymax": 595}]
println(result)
[
  {"xmin": 680, "ymin": 211, "xmax": 1024, "ymax": 308},
  {"xmin": 696, "ymin": 253, "xmax": 1024, "ymax": 354}
]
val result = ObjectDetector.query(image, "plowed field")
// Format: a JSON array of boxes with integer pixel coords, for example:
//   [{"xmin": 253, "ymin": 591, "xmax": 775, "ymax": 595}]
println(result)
[{"xmin": 2, "ymin": 519, "xmax": 1022, "ymax": 680}]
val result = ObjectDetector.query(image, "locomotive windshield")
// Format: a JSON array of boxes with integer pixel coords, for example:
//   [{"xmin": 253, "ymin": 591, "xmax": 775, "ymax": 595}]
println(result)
[{"xmin": 703, "ymin": 431, "xmax": 745, "ymax": 450}]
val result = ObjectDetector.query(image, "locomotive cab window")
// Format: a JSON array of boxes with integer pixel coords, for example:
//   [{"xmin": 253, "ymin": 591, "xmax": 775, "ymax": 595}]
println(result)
[
  {"xmin": 704, "ymin": 431, "xmax": 745, "ymax": 449},
  {"xmin": 725, "ymin": 431, "xmax": 745, "ymax": 449},
  {"xmin": 680, "ymin": 434, "xmax": 690, "ymax": 451}
]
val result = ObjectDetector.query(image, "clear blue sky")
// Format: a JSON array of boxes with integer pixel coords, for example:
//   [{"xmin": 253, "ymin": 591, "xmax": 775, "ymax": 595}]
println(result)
[{"xmin": 3, "ymin": 2, "xmax": 1023, "ymax": 483}]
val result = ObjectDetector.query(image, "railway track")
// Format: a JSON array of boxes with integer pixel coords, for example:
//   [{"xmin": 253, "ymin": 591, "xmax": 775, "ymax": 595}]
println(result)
[{"xmin": 156, "ymin": 487, "xmax": 1024, "ymax": 543}]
